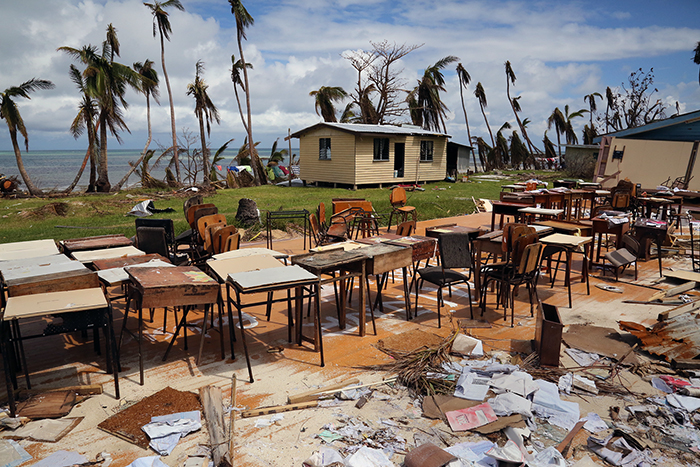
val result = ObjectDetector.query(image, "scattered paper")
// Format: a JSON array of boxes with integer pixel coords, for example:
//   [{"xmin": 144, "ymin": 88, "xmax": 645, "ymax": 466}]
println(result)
[
  {"xmin": 582, "ymin": 413, "xmax": 609, "ymax": 433},
  {"xmin": 445, "ymin": 403, "xmax": 498, "ymax": 431},
  {"xmin": 31, "ymin": 451, "xmax": 87, "ymax": 467},
  {"xmin": 454, "ymin": 369, "xmax": 491, "ymax": 401},
  {"xmin": 254, "ymin": 413, "xmax": 284, "ymax": 428}
]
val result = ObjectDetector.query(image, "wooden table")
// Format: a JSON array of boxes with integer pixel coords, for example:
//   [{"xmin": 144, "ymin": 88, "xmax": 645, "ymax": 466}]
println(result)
[
  {"xmin": 356, "ymin": 243, "xmax": 413, "ymax": 322},
  {"xmin": 633, "ymin": 218, "xmax": 667, "ymax": 276},
  {"xmin": 292, "ymin": 249, "xmax": 367, "ymax": 335},
  {"xmin": 535, "ymin": 220, "xmax": 593, "ymax": 237},
  {"xmin": 212, "ymin": 247, "xmax": 289, "ymax": 262},
  {"xmin": 539, "ymin": 233, "xmax": 593, "ymax": 307},
  {"xmin": 591, "ymin": 216, "xmax": 630, "ymax": 264},
  {"xmin": 0, "ymin": 239, "xmax": 59, "ymax": 261},
  {"xmin": 226, "ymin": 264, "xmax": 321, "ymax": 382},
  {"xmin": 71, "ymin": 245, "xmax": 145, "ymax": 264},
  {"xmin": 1, "ymin": 287, "xmax": 119, "ymax": 416},
  {"xmin": 60, "ymin": 234, "xmax": 133, "ymax": 254},
  {"xmin": 491, "ymin": 201, "xmax": 533, "ymax": 229},
  {"xmin": 119, "ymin": 266, "xmax": 220, "ymax": 385},
  {"xmin": 518, "ymin": 206, "xmax": 565, "ymax": 222},
  {"xmin": 0, "ymin": 254, "xmax": 99, "ymax": 299},
  {"xmin": 92, "ymin": 253, "xmax": 169, "ymax": 271},
  {"xmin": 636, "ymin": 197, "xmax": 676, "ymax": 220}
]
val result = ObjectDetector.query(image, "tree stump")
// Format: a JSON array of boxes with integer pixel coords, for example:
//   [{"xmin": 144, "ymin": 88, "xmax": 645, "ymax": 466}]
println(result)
[{"xmin": 235, "ymin": 198, "xmax": 259, "ymax": 226}]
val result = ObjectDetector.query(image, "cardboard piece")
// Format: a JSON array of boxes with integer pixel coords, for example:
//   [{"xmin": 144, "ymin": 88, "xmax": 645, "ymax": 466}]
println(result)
[
  {"xmin": 5, "ymin": 417, "xmax": 82, "ymax": 442},
  {"xmin": 404, "ymin": 443, "xmax": 457, "ymax": 467},
  {"xmin": 563, "ymin": 324, "xmax": 639, "ymax": 365},
  {"xmin": 472, "ymin": 414, "xmax": 526, "ymax": 434},
  {"xmin": 422, "ymin": 395, "xmax": 482, "ymax": 420},
  {"xmin": 445, "ymin": 402, "xmax": 498, "ymax": 431},
  {"xmin": 16, "ymin": 391, "xmax": 77, "ymax": 419}
]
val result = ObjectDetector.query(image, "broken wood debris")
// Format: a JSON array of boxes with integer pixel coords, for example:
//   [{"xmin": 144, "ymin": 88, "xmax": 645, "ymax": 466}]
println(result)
[{"xmin": 199, "ymin": 385, "xmax": 232, "ymax": 467}]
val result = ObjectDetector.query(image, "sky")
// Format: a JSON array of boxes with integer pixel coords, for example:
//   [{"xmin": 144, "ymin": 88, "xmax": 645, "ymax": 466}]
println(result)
[{"xmin": 1, "ymin": 0, "xmax": 699, "ymax": 155}]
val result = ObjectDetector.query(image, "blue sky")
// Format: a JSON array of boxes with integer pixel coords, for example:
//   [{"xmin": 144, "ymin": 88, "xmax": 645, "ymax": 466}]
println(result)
[{"xmin": 1, "ymin": 0, "xmax": 699, "ymax": 155}]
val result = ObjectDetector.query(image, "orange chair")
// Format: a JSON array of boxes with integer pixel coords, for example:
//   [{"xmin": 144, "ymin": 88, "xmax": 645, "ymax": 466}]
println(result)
[
  {"xmin": 387, "ymin": 187, "xmax": 417, "ymax": 232},
  {"xmin": 197, "ymin": 214, "xmax": 227, "ymax": 253},
  {"xmin": 212, "ymin": 225, "xmax": 239, "ymax": 254}
]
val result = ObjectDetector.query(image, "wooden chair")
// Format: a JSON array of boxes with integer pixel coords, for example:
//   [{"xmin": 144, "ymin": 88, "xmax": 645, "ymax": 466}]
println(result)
[
  {"xmin": 602, "ymin": 232, "xmax": 640, "ymax": 281},
  {"xmin": 197, "ymin": 214, "xmax": 227, "ymax": 252},
  {"xmin": 387, "ymin": 187, "xmax": 417, "ymax": 232},
  {"xmin": 223, "ymin": 232, "xmax": 241, "ymax": 252},
  {"xmin": 211, "ymin": 225, "xmax": 239, "ymax": 254},
  {"xmin": 396, "ymin": 221, "xmax": 416, "ymax": 237}
]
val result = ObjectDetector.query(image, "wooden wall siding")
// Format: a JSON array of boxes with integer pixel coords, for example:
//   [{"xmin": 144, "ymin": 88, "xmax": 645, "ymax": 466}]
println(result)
[
  {"xmin": 299, "ymin": 128, "xmax": 447, "ymax": 185},
  {"xmin": 298, "ymin": 128, "xmax": 357, "ymax": 184}
]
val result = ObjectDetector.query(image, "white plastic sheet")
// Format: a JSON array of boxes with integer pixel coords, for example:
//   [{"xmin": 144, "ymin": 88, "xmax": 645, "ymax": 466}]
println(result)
[{"xmin": 345, "ymin": 447, "xmax": 393, "ymax": 467}]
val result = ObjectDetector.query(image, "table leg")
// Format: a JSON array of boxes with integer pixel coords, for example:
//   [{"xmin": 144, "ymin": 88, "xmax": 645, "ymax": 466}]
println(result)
[
  {"xmin": 314, "ymin": 283, "xmax": 325, "ymax": 367},
  {"xmin": 338, "ymin": 272, "xmax": 347, "ymax": 330},
  {"xmin": 359, "ymin": 262, "xmax": 366, "ymax": 337},
  {"xmin": 473, "ymin": 242, "xmax": 483, "ymax": 303},
  {"xmin": 657, "ymin": 237, "xmax": 663, "ymax": 276},
  {"xmin": 566, "ymin": 250, "xmax": 572, "ymax": 308},
  {"xmin": 2, "ymin": 321, "xmax": 17, "ymax": 417},
  {"xmin": 138, "ymin": 297, "xmax": 144, "ymax": 386},
  {"xmin": 163, "ymin": 306, "xmax": 191, "ymax": 361},
  {"xmin": 295, "ymin": 286, "xmax": 303, "ymax": 345},
  {"xmin": 402, "ymin": 267, "xmax": 411, "ymax": 320},
  {"xmin": 196, "ymin": 305, "xmax": 209, "ymax": 365},
  {"xmin": 234, "ymin": 290, "xmax": 254, "ymax": 383},
  {"xmin": 106, "ymin": 305, "xmax": 120, "ymax": 399},
  {"xmin": 226, "ymin": 284, "xmax": 236, "ymax": 359}
]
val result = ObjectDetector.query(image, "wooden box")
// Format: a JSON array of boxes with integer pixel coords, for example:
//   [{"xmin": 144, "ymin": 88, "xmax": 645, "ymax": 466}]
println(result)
[
  {"xmin": 127, "ymin": 266, "xmax": 219, "ymax": 309},
  {"xmin": 534, "ymin": 302, "xmax": 563, "ymax": 367}
]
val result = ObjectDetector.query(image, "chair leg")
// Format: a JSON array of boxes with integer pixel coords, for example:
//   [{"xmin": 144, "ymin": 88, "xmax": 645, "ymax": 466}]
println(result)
[{"xmin": 436, "ymin": 288, "xmax": 442, "ymax": 328}]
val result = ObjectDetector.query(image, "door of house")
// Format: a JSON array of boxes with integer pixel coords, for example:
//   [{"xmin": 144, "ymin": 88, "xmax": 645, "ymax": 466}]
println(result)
[{"xmin": 394, "ymin": 143, "xmax": 405, "ymax": 178}]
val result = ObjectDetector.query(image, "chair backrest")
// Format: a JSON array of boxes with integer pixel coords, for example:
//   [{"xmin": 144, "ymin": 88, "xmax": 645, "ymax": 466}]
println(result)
[
  {"xmin": 612, "ymin": 191, "xmax": 630, "ymax": 210},
  {"xmin": 513, "ymin": 233, "xmax": 540, "ymax": 270},
  {"xmin": 390, "ymin": 187, "xmax": 407, "ymax": 208},
  {"xmin": 621, "ymin": 232, "xmax": 640, "ymax": 257},
  {"xmin": 188, "ymin": 204, "xmax": 217, "ymax": 228},
  {"xmin": 135, "ymin": 218, "xmax": 175, "ymax": 248},
  {"xmin": 517, "ymin": 242, "xmax": 543, "ymax": 275},
  {"xmin": 183, "ymin": 195, "xmax": 204, "ymax": 217},
  {"xmin": 212, "ymin": 225, "xmax": 239, "ymax": 254},
  {"xmin": 136, "ymin": 226, "xmax": 169, "ymax": 257},
  {"xmin": 439, "ymin": 232, "xmax": 472, "ymax": 270},
  {"xmin": 309, "ymin": 213, "xmax": 322, "ymax": 246},
  {"xmin": 317, "ymin": 202, "xmax": 326, "ymax": 227},
  {"xmin": 502, "ymin": 223, "xmax": 534, "ymax": 254},
  {"xmin": 197, "ymin": 214, "xmax": 227, "ymax": 239},
  {"xmin": 223, "ymin": 232, "xmax": 241, "ymax": 252},
  {"xmin": 396, "ymin": 221, "xmax": 416, "ymax": 237}
]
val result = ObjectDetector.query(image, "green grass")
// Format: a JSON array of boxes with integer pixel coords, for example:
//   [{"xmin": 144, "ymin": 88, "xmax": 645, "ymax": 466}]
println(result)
[{"xmin": 0, "ymin": 170, "xmax": 565, "ymax": 243}]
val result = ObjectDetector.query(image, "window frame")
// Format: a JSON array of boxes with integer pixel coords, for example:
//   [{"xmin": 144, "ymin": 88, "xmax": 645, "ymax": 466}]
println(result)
[
  {"xmin": 420, "ymin": 140, "xmax": 434, "ymax": 162},
  {"xmin": 319, "ymin": 137, "xmax": 331, "ymax": 160},
  {"xmin": 373, "ymin": 138, "xmax": 390, "ymax": 161}
]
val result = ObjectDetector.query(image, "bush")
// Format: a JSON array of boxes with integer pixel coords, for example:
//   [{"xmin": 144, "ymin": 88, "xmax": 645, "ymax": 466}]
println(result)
[{"xmin": 563, "ymin": 152, "xmax": 596, "ymax": 179}]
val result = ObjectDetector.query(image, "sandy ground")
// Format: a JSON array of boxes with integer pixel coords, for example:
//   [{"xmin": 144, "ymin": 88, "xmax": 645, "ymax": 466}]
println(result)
[{"xmin": 2, "ymin": 211, "xmax": 698, "ymax": 466}]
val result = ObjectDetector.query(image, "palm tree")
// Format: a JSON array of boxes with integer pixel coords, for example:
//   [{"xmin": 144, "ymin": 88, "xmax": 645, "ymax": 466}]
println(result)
[
  {"xmin": 0, "ymin": 79, "xmax": 54, "ymax": 196},
  {"xmin": 413, "ymin": 55, "xmax": 459, "ymax": 132},
  {"xmin": 474, "ymin": 82, "xmax": 495, "ymax": 148},
  {"xmin": 187, "ymin": 60, "xmax": 220, "ymax": 187},
  {"xmin": 59, "ymin": 29, "xmax": 143, "ymax": 192},
  {"xmin": 309, "ymin": 86, "xmax": 348, "ymax": 122},
  {"xmin": 547, "ymin": 107, "xmax": 566, "ymax": 157},
  {"xmin": 112, "ymin": 59, "xmax": 159, "ymax": 192},
  {"xmin": 230, "ymin": 54, "xmax": 252, "ymax": 133},
  {"xmin": 504, "ymin": 61, "xmax": 537, "ymax": 154},
  {"xmin": 563, "ymin": 104, "xmax": 587, "ymax": 145},
  {"xmin": 66, "ymin": 64, "xmax": 99, "ymax": 193},
  {"xmin": 583, "ymin": 92, "xmax": 602, "ymax": 129},
  {"xmin": 144, "ymin": 0, "xmax": 184, "ymax": 183},
  {"xmin": 693, "ymin": 41, "xmax": 700, "ymax": 86},
  {"xmin": 229, "ymin": 0, "xmax": 266, "ymax": 185},
  {"xmin": 456, "ymin": 63, "xmax": 477, "ymax": 172}
]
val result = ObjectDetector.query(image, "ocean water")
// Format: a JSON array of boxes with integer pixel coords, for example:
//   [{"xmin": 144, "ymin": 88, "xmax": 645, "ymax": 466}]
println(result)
[{"xmin": 0, "ymin": 148, "xmax": 289, "ymax": 192}]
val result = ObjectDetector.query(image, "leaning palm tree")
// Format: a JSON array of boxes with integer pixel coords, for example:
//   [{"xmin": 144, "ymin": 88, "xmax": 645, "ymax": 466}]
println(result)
[
  {"xmin": 229, "ymin": 0, "xmax": 266, "ymax": 185},
  {"xmin": 309, "ymin": 86, "xmax": 348, "ymax": 122},
  {"xmin": 456, "ymin": 63, "xmax": 477, "ymax": 172},
  {"xmin": 144, "ymin": 0, "xmax": 184, "ymax": 183},
  {"xmin": 474, "ymin": 82, "xmax": 495, "ymax": 148},
  {"xmin": 112, "ymin": 59, "xmax": 159, "ymax": 192},
  {"xmin": 583, "ymin": 92, "xmax": 602, "ymax": 129},
  {"xmin": 230, "ymin": 54, "xmax": 253, "ymax": 133},
  {"xmin": 187, "ymin": 60, "xmax": 220, "ymax": 187},
  {"xmin": 693, "ymin": 41, "xmax": 700, "ymax": 86},
  {"xmin": 563, "ymin": 104, "xmax": 587, "ymax": 145},
  {"xmin": 66, "ymin": 64, "xmax": 99, "ymax": 193},
  {"xmin": 547, "ymin": 107, "xmax": 566, "ymax": 157},
  {"xmin": 504, "ymin": 61, "xmax": 537, "ymax": 154},
  {"xmin": 0, "ymin": 79, "xmax": 54, "ymax": 196},
  {"xmin": 414, "ymin": 55, "xmax": 458, "ymax": 132}
]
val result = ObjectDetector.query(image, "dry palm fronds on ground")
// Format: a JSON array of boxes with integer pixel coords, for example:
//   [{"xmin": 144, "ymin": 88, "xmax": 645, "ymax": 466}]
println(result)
[{"xmin": 365, "ymin": 331, "xmax": 460, "ymax": 396}]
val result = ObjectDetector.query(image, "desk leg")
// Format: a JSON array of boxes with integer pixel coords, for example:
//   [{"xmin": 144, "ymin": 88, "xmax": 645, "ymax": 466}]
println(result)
[
  {"xmin": 138, "ymin": 297, "xmax": 144, "ymax": 386},
  {"xmin": 359, "ymin": 263, "xmax": 366, "ymax": 337},
  {"xmin": 338, "ymin": 272, "xmax": 346, "ymax": 330},
  {"xmin": 234, "ymin": 289, "xmax": 254, "ymax": 383},
  {"xmin": 164, "ymin": 306, "xmax": 191, "ymax": 361},
  {"xmin": 402, "ymin": 267, "xmax": 411, "ymax": 321},
  {"xmin": 2, "ymin": 321, "xmax": 16, "ymax": 417},
  {"xmin": 106, "ymin": 305, "xmax": 120, "ymax": 399},
  {"xmin": 196, "ymin": 305, "xmax": 209, "ymax": 365},
  {"xmin": 295, "ymin": 286, "xmax": 303, "ymax": 345},
  {"xmin": 474, "ymin": 243, "xmax": 483, "ymax": 303},
  {"xmin": 286, "ymin": 288, "xmax": 293, "ymax": 344},
  {"xmin": 566, "ymin": 250, "xmax": 572, "ymax": 308},
  {"xmin": 314, "ymin": 283, "xmax": 325, "ymax": 367},
  {"xmin": 226, "ymin": 284, "xmax": 236, "ymax": 359},
  {"xmin": 584, "ymin": 244, "xmax": 591, "ymax": 295},
  {"xmin": 657, "ymin": 237, "xmax": 663, "ymax": 276}
]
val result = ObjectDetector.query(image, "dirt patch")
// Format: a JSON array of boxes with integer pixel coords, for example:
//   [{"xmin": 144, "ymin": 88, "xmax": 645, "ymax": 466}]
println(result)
[
  {"xmin": 376, "ymin": 329, "xmax": 445, "ymax": 354},
  {"xmin": 97, "ymin": 386, "xmax": 201, "ymax": 449},
  {"xmin": 19, "ymin": 202, "xmax": 69, "ymax": 218}
]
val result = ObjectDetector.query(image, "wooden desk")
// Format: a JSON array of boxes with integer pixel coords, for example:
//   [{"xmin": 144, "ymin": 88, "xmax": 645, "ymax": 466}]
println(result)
[
  {"xmin": 591, "ymin": 216, "xmax": 630, "ymax": 263},
  {"xmin": 92, "ymin": 253, "xmax": 168, "ymax": 271},
  {"xmin": 71, "ymin": 246, "xmax": 145, "ymax": 264},
  {"xmin": 633, "ymin": 218, "xmax": 667, "ymax": 276},
  {"xmin": 60, "ymin": 235, "xmax": 133, "ymax": 254},
  {"xmin": 356, "ymin": 243, "xmax": 412, "ymax": 322},
  {"xmin": 491, "ymin": 201, "xmax": 533, "ymax": 230},
  {"xmin": 540, "ymin": 233, "xmax": 593, "ymax": 307},
  {"xmin": 636, "ymin": 197, "xmax": 675, "ymax": 220},
  {"xmin": 518, "ymin": 206, "xmax": 564, "ymax": 222},
  {"xmin": 1, "ymin": 287, "xmax": 119, "ymax": 416},
  {"xmin": 0, "ymin": 255, "xmax": 98, "ymax": 298},
  {"xmin": 292, "ymin": 249, "xmax": 367, "ymax": 336},
  {"xmin": 535, "ymin": 220, "xmax": 593, "ymax": 237},
  {"xmin": 120, "ymin": 266, "xmax": 220, "ymax": 385},
  {"xmin": 226, "ymin": 265, "xmax": 321, "ymax": 382},
  {"xmin": 0, "ymin": 239, "xmax": 59, "ymax": 261},
  {"xmin": 212, "ymin": 247, "xmax": 289, "ymax": 262}
]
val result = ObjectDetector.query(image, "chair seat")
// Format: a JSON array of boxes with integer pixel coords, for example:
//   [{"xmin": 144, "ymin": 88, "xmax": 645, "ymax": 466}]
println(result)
[
  {"xmin": 604, "ymin": 248, "xmax": 635, "ymax": 267},
  {"xmin": 418, "ymin": 267, "xmax": 470, "ymax": 287},
  {"xmin": 398, "ymin": 206, "xmax": 415, "ymax": 212}
]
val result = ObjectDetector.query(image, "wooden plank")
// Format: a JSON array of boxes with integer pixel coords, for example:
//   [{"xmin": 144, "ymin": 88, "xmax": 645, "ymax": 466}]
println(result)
[
  {"xmin": 287, "ymin": 378, "xmax": 360, "ymax": 404},
  {"xmin": 556, "ymin": 420, "xmax": 586, "ymax": 454},
  {"xmin": 658, "ymin": 299, "xmax": 700, "ymax": 321},
  {"xmin": 199, "ymin": 385, "xmax": 232, "ymax": 467},
  {"xmin": 665, "ymin": 281, "xmax": 696, "ymax": 297},
  {"xmin": 663, "ymin": 270, "xmax": 700, "ymax": 282},
  {"xmin": 241, "ymin": 401, "xmax": 318, "ymax": 418},
  {"xmin": 23, "ymin": 384, "xmax": 102, "ymax": 396}
]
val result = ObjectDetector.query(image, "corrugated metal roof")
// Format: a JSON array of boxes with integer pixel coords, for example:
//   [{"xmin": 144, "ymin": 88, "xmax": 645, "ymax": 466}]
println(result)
[
  {"xmin": 620, "ymin": 308, "xmax": 700, "ymax": 362},
  {"xmin": 595, "ymin": 109, "xmax": 700, "ymax": 142},
  {"xmin": 290, "ymin": 122, "xmax": 450, "ymax": 138}
]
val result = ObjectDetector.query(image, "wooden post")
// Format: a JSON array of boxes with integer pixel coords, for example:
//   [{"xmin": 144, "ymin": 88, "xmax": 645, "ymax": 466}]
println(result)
[
  {"xmin": 199, "ymin": 385, "xmax": 232, "ymax": 467},
  {"xmin": 229, "ymin": 374, "xmax": 236, "ymax": 466}
]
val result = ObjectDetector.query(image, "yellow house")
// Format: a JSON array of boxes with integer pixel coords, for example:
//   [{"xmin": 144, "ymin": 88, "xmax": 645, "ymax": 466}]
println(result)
[{"xmin": 289, "ymin": 123, "xmax": 449, "ymax": 189}]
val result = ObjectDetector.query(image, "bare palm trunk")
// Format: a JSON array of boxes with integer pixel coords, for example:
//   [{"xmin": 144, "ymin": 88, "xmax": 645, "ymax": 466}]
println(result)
[
  {"xmin": 160, "ymin": 30, "xmax": 180, "ymax": 183},
  {"xmin": 458, "ymin": 85, "xmax": 476, "ymax": 173},
  {"xmin": 63, "ymin": 148, "xmax": 91, "ymax": 194},
  {"xmin": 9, "ymin": 130, "xmax": 43, "ymax": 196},
  {"xmin": 198, "ymin": 114, "xmax": 210, "ymax": 187},
  {"xmin": 479, "ymin": 104, "xmax": 495, "ymax": 148},
  {"xmin": 96, "ymin": 113, "xmax": 111, "ymax": 192},
  {"xmin": 237, "ymin": 36, "xmax": 265, "ymax": 185},
  {"xmin": 232, "ymin": 84, "xmax": 248, "ymax": 133},
  {"xmin": 556, "ymin": 131, "xmax": 562, "ymax": 158},
  {"xmin": 112, "ymin": 95, "xmax": 152, "ymax": 192}
]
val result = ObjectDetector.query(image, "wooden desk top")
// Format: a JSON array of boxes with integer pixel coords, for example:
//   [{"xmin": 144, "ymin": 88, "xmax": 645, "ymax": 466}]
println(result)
[
  {"xmin": 0, "ymin": 240, "xmax": 59, "ymax": 261},
  {"xmin": 71, "ymin": 246, "xmax": 145, "ymax": 263},
  {"xmin": 207, "ymin": 254, "xmax": 284, "ymax": 282},
  {"xmin": 292, "ymin": 249, "xmax": 366, "ymax": 274},
  {"xmin": 518, "ymin": 206, "xmax": 565, "ymax": 216},
  {"xmin": 227, "ymin": 265, "xmax": 318, "ymax": 292},
  {"xmin": 97, "ymin": 259, "xmax": 174, "ymax": 286},
  {"xmin": 1, "ymin": 258, "xmax": 88, "ymax": 285},
  {"xmin": 4, "ymin": 287, "xmax": 107, "ymax": 320},
  {"xmin": 60, "ymin": 234, "xmax": 133, "ymax": 253},
  {"xmin": 425, "ymin": 225, "xmax": 482, "ymax": 237},
  {"xmin": 535, "ymin": 220, "xmax": 592, "ymax": 234},
  {"xmin": 355, "ymin": 234, "xmax": 402, "ymax": 245},
  {"xmin": 127, "ymin": 266, "xmax": 219, "ymax": 309},
  {"xmin": 492, "ymin": 200, "xmax": 534, "ymax": 207},
  {"xmin": 92, "ymin": 253, "xmax": 169, "ymax": 270},
  {"xmin": 358, "ymin": 244, "xmax": 412, "ymax": 275},
  {"xmin": 310, "ymin": 241, "xmax": 365, "ymax": 252},
  {"xmin": 212, "ymin": 247, "xmax": 288, "ymax": 261},
  {"xmin": 539, "ymin": 233, "xmax": 593, "ymax": 247}
]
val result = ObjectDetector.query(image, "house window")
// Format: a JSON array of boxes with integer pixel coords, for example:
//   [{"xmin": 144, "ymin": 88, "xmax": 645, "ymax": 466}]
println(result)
[
  {"xmin": 374, "ymin": 138, "xmax": 390, "ymax": 161},
  {"xmin": 420, "ymin": 140, "xmax": 434, "ymax": 162},
  {"xmin": 319, "ymin": 138, "xmax": 331, "ymax": 160}
]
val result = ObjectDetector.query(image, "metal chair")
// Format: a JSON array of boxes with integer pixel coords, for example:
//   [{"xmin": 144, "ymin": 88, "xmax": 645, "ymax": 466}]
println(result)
[
  {"xmin": 415, "ymin": 232, "xmax": 473, "ymax": 328},
  {"xmin": 602, "ymin": 232, "xmax": 640, "ymax": 281}
]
